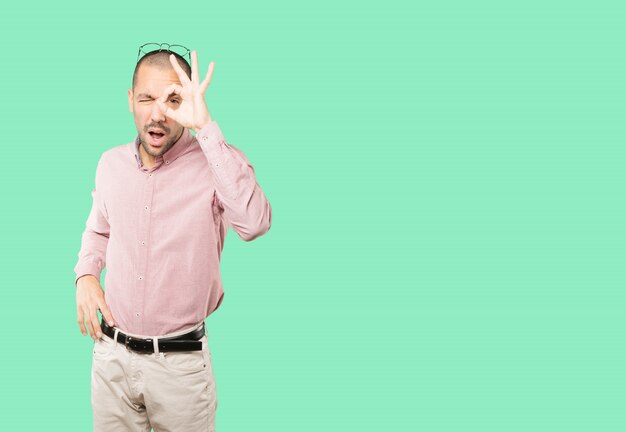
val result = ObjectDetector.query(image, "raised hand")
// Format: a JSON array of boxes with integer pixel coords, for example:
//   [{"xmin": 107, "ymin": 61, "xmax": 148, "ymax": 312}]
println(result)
[{"xmin": 156, "ymin": 50, "xmax": 215, "ymax": 132}]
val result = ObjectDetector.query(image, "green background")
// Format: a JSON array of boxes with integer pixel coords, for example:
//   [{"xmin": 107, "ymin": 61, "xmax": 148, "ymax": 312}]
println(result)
[{"xmin": 1, "ymin": 0, "xmax": 625, "ymax": 430}]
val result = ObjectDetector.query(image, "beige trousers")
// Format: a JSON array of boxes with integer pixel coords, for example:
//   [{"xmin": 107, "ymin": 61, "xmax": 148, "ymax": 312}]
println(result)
[{"xmin": 91, "ymin": 321, "xmax": 217, "ymax": 431}]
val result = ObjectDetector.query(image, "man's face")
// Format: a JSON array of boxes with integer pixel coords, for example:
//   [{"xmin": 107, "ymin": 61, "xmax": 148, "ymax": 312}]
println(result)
[{"xmin": 127, "ymin": 64, "xmax": 185, "ymax": 158}]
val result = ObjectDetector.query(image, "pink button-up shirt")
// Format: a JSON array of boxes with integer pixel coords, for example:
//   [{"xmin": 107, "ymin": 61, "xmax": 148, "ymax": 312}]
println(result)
[{"xmin": 74, "ymin": 121, "xmax": 272, "ymax": 336}]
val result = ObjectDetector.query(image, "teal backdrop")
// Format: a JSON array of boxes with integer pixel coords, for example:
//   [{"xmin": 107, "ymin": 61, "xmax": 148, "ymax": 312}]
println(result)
[{"xmin": 1, "ymin": 0, "xmax": 625, "ymax": 431}]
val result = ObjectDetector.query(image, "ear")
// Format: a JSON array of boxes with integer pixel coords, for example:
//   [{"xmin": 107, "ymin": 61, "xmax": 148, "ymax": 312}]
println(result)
[{"xmin": 127, "ymin": 88, "xmax": 134, "ymax": 113}]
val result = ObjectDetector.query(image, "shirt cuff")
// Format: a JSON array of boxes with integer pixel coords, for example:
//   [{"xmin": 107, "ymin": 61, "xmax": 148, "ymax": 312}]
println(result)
[
  {"xmin": 196, "ymin": 121, "xmax": 226, "ymax": 153},
  {"xmin": 74, "ymin": 261, "xmax": 103, "ymax": 286}
]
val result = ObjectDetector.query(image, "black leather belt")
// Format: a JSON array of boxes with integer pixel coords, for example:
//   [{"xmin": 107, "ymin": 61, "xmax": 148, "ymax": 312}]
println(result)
[{"xmin": 100, "ymin": 318, "xmax": 205, "ymax": 353}]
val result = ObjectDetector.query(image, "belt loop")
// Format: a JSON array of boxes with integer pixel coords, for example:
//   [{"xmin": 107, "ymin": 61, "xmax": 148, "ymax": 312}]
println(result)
[
  {"xmin": 113, "ymin": 328, "xmax": 120, "ymax": 346},
  {"xmin": 198, "ymin": 320, "xmax": 206, "ymax": 335},
  {"xmin": 153, "ymin": 336, "xmax": 160, "ymax": 357}
]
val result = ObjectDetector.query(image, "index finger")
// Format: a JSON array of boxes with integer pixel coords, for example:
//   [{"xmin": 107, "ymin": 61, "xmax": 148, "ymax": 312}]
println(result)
[
  {"xmin": 169, "ymin": 54, "xmax": 192, "ymax": 86},
  {"xmin": 159, "ymin": 83, "xmax": 183, "ymax": 102}
]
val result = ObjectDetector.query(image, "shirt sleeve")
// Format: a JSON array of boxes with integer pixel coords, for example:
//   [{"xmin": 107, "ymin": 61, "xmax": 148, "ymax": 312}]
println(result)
[
  {"xmin": 196, "ymin": 121, "xmax": 272, "ymax": 241},
  {"xmin": 73, "ymin": 156, "xmax": 110, "ymax": 286}
]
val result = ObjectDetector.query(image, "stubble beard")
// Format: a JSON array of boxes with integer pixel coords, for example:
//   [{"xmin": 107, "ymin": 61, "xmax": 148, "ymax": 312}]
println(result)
[{"xmin": 139, "ymin": 129, "xmax": 181, "ymax": 157}]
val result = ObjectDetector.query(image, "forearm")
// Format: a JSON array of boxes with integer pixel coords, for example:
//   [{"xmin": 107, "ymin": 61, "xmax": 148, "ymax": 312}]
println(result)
[
  {"xmin": 75, "ymin": 164, "xmax": 110, "ymax": 286},
  {"xmin": 197, "ymin": 121, "xmax": 272, "ymax": 241},
  {"xmin": 74, "ymin": 229, "xmax": 108, "ymax": 286}
]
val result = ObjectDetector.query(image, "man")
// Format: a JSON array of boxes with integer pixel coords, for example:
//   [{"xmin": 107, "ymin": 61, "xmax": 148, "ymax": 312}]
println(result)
[{"xmin": 74, "ymin": 45, "xmax": 272, "ymax": 431}]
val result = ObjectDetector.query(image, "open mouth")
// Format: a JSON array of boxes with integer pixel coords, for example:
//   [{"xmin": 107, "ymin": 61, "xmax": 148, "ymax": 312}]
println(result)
[{"xmin": 148, "ymin": 131, "xmax": 166, "ymax": 145}]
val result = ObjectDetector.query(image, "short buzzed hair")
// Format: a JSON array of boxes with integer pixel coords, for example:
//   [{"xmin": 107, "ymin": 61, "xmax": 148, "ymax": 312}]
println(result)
[{"xmin": 132, "ymin": 50, "xmax": 192, "ymax": 90}]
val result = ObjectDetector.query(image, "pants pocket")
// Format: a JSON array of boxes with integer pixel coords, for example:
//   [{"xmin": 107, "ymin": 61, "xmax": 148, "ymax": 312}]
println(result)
[
  {"xmin": 92, "ymin": 333, "xmax": 116, "ymax": 359},
  {"xmin": 159, "ymin": 335, "xmax": 210, "ymax": 374}
]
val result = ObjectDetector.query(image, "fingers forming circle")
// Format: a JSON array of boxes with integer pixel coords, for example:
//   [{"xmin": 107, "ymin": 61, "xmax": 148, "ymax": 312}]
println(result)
[{"xmin": 160, "ymin": 83, "xmax": 183, "ymax": 101}]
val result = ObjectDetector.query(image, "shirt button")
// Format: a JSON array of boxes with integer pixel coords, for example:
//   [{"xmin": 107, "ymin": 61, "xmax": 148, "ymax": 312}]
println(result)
[
  {"xmin": 202, "ymin": 136, "xmax": 207, "ymax": 141},
  {"xmin": 141, "ymin": 241, "xmax": 145, "ymax": 246},
  {"xmin": 144, "ymin": 206, "xmax": 149, "ymax": 210},
  {"xmin": 136, "ymin": 313, "xmax": 140, "ymax": 317},
  {"xmin": 138, "ymin": 276, "xmax": 143, "ymax": 280},
  {"xmin": 215, "ymin": 163, "xmax": 219, "ymax": 167},
  {"xmin": 165, "ymin": 160, "xmax": 170, "ymax": 164}
]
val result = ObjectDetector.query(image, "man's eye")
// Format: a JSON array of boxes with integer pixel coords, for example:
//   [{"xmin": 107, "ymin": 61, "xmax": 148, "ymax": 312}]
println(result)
[{"xmin": 170, "ymin": 100, "xmax": 180, "ymax": 104}]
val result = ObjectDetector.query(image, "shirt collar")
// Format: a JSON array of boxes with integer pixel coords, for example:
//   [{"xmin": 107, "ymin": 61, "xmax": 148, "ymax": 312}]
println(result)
[{"xmin": 132, "ymin": 128, "xmax": 193, "ymax": 169}]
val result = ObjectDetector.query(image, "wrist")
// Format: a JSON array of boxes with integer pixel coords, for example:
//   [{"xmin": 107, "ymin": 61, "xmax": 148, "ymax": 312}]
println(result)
[
  {"xmin": 76, "ymin": 274, "xmax": 97, "ymax": 286},
  {"xmin": 193, "ymin": 117, "xmax": 213, "ymax": 134}
]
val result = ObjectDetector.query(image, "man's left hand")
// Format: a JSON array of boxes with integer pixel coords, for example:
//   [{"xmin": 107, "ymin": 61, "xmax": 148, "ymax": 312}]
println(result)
[{"xmin": 156, "ymin": 50, "xmax": 215, "ymax": 133}]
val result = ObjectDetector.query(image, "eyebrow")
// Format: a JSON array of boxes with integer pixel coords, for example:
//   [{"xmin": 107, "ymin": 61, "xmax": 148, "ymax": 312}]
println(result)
[{"xmin": 137, "ymin": 92, "xmax": 180, "ymax": 99}]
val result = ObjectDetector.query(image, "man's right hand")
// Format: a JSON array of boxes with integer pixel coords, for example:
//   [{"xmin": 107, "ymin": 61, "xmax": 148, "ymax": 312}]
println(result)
[{"xmin": 76, "ymin": 275, "xmax": 115, "ymax": 341}]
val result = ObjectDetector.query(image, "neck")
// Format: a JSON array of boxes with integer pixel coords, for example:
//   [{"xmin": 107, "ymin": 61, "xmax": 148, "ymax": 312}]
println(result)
[{"xmin": 139, "ymin": 144, "xmax": 156, "ymax": 169}]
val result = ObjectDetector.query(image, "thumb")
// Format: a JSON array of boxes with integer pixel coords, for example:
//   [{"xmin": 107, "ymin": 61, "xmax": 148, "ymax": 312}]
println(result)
[{"xmin": 156, "ymin": 99, "xmax": 172, "ymax": 119}]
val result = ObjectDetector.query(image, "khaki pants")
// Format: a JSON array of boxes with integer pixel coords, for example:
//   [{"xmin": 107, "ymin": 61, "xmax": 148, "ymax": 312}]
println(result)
[{"xmin": 91, "ymin": 322, "xmax": 217, "ymax": 431}]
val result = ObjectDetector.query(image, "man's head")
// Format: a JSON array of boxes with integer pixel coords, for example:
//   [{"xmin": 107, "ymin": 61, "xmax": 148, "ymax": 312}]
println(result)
[{"xmin": 128, "ymin": 50, "xmax": 192, "ymax": 158}]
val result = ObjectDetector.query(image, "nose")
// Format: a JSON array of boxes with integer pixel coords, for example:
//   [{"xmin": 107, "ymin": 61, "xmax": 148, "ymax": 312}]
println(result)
[{"xmin": 150, "ymin": 100, "xmax": 166, "ymax": 123}]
